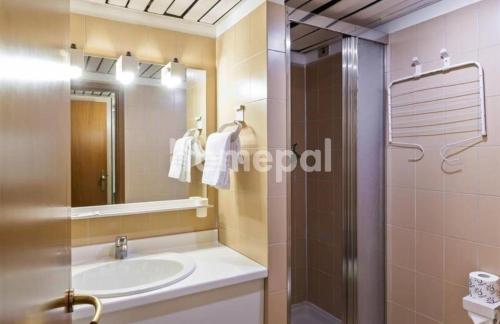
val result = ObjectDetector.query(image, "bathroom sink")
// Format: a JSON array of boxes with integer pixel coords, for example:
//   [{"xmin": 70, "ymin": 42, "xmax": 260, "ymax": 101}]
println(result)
[{"xmin": 72, "ymin": 254, "xmax": 196, "ymax": 298}]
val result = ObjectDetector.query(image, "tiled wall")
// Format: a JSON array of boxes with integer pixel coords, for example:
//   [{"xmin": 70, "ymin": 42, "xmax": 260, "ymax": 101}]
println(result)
[
  {"xmin": 71, "ymin": 210, "xmax": 214, "ymax": 246},
  {"xmin": 124, "ymin": 85, "xmax": 188, "ymax": 202},
  {"xmin": 216, "ymin": 2, "xmax": 288, "ymax": 323},
  {"xmin": 216, "ymin": 2, "xmax": 269, "ymax": 267},
  {"xmin": 387, "ymin": 1, "xmax": 500, "ymax": 323},
  {"xmin": 70, "ymin": 14, "xmax": 217, "ymax": 246},
  {"xmin": 290, "ymin": 54, "xmax": 344, "ymax": 318},
  {"xmin": 306, "ymin": 53, "xmax": 344, "ymax": 319}
]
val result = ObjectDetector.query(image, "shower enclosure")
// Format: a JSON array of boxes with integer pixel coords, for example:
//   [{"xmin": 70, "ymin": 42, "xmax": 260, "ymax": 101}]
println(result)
[{"xmin": 287, "ymin": 23, "xmax": 386, "ymax": 324}]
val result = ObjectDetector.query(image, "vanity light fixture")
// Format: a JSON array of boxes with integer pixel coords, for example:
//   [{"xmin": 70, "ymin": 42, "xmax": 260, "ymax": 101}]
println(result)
[
  {"xmin": 161, "ymin": 58, "xmax": 186, "ymax": 89},
  {"xmin": 69, "ymin": 43, "xmax": 84, "ymax": 79},
  {"xmin": 116, "ymin": 51, "xmax": 137, "ymax": 85}
]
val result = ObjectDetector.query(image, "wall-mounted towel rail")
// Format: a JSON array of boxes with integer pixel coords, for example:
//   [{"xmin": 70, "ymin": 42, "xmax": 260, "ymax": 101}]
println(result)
[
  {"xmin": 387, "ymin": 49, "xmax": 486, "ymax": 163},
  {"xmin": 217, "ymin": 105, "xmax": 245, "ymax": 142}
]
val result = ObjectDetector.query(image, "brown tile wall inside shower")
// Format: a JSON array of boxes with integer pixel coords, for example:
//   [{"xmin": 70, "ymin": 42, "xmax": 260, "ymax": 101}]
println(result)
[{"xmin": 291, "ymin": 52, "xmax": 344, "ymax": 319}]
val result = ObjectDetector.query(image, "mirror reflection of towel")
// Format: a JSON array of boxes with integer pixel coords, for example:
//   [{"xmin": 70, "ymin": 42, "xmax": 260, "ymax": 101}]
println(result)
[
  {"xmin": 169, "ymin": 135, "xmax": 205, "ymax": 183},
  {"xmin": 191, "ymin": 137, "xmax": 205, "ymax": 167},
  {"xmin": 168, "ymin": 137, "xmax": 193, "ymax": 183}
]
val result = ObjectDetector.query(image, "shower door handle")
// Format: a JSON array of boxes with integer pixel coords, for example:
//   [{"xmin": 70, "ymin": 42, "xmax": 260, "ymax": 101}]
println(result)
[{"xmin": 292, "ymin": 143, "xmax": 301, "ymax": 159}]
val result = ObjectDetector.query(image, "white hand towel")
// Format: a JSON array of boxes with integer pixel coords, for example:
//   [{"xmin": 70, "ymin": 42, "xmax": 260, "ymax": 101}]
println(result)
[
  {"xmin": 202, "ymin": 132, "xmax": 240, "ymax": 189},
  {"xmin": 168, "ymin": 136, "xmax": 192, "ymax": 183}
]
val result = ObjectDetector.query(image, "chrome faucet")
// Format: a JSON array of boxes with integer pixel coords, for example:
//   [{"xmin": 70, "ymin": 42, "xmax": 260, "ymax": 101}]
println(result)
[{"xmin": 115, "ymin": 236, "xmax": 128, "ymax": 259}]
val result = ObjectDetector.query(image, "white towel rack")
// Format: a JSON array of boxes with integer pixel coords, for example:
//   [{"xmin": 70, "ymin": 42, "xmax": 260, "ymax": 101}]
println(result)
[{"xmin": 387, "ymin": 49, "xmax": 486, "ymax": 163}]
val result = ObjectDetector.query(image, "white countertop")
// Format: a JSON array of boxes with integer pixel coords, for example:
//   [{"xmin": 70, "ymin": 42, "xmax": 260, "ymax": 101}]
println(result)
[{"xmin": 72, "ymin": 231, "xmax": 268, "ymax": 320}]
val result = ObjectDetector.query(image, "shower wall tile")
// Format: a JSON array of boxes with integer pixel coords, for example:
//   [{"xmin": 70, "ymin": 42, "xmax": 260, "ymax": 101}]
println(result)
[{"xmin": 304, "ymin": 53, "xmax": 344, "ymax": 320}]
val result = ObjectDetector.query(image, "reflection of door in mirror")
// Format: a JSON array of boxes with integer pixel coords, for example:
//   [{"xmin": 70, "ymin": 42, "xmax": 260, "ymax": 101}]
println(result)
[{"xmin": 71, "ymin": 96, "xmax": 113, "ymax": 207}]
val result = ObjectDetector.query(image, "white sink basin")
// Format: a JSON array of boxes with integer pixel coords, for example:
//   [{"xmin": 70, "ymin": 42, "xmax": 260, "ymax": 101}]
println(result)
[{"xmin": 72, "ymin": 253, "xmax": 196, "ymax": 298}]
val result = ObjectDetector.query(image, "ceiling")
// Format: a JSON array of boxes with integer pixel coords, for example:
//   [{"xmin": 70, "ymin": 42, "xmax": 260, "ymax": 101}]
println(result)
[
  {"xmin": 289, "ymin": 0, "xmax": 443, "ymax": 53},
  {"xmin": 84, "ymin": 0, "xmax": 242, "ymax": 25}
]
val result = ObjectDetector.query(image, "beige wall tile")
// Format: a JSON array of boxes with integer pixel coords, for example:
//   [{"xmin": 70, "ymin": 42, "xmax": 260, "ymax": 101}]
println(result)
[
  {"xmin": 266, "ymin": 290, "xmax": 287, "ymax": 324},
  {"xmin": 477, "ymin": 195, "xmax": 500, "ymax": 247},
  {"xmin": 388, "ymin": 302, "xmax": 415, "ymax": 324},
  {"xmin": 443, "ymin": 193, "xmax": 478, "ymax": 241},
  {"xmin": 389, "ymin": 225, "xmax": 415, "ymax": 269},
  {"xmin": 268, "ymin": 196, "xmax": 286, "ymax": 244},
  {"xmin": 389, "ymin": 26, "xmax": 418, "ymax": 71},
  {"xmin": 478, "ymin": 44, "xmax": 500, "ymax": 97},
  {"xmin": 444, "ymin": 237, "xmax": 477, "ymax": 286},
  {"xmin": 249, "ymin": 3, "xmax": 267, "ymax": 57},
  {"xmin": 249, "ymin": 51, "xmax": 267, "ymax": 102},
  {"xmin": 416, "ymin": 16, "xmax": 446, "ymax": 64},
  {"xmin": 416, "ymin": 231, "xmax": 444, "ymax": 278},
  {"xmin": 442, "ymin": 147, "xmax": 479, "ymax": 194},
  {"xmin": 388, "ymin": 148, "xmax": 416, "ymax": 188},
  {"xmin": 416, "ymin": 190, "xmax": 443, "ymax": 235},
  {"xmin": 266, "ymin": 2, "xmax": 286, "ymax": 52},
  {"xmin": 415, "ymin": 314, "xmax": 441, "ymax": 324},
  {"xmin": 268, "ymin": 243, "xmax": 287, "ymax": 292},
  {"xmin": 484, "ymin": 96, "xmax": 500, "ymax": 146},
  {"xmin": 415, "ymin": 273, "xmax": 444, "ymax": 321},
  {"xmin": 478, "ymin": 147, "xmax": 500, "ymax": 196},
  {"xmin": 268, "ymin": 50, "xmax": 286, "ymax": 101},
  {"xmin": 71, "ymin": 219, "xmax": 89, "ymax": 246},
  {"xmin": 267, "ymin": 100, "xmax": 287, "ymax": 149},
  {"xmin": 477, "ymin": 244, "xmax": 500, "ymax": 275},
  {"xmin": 478, "ymin": 0, "xmax": 500, "ymax": 49},
  {"xmin": 444, "ymin": 283, "xmax": 470, "ymax": 324},
  {"xmin": 389, "ymin": 188, "xmax": 416, "ymax": 229},
  {"xmin": 444, "ymin": 4, "xmax": 479, "ymax": 55},
  {"xmin": 389, "ymin": 265, "xmax": 416, "ymax": 310},
  {"xmin": 415, "ymin": 149, "xmax": 444, "ymax": 190},
  {"xmin": 88, "ymin": 217, "xmax": 122, "ymax": 243}
]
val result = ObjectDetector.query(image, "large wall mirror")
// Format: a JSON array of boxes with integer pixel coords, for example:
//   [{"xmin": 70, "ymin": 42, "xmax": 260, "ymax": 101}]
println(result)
[{"xmin": 70, "ymin": 55, "xmax": 207, "ymax": 208}]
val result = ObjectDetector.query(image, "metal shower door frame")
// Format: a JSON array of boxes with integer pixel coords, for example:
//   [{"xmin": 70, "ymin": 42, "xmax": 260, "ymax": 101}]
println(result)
[
  {"xmin": 285, "ymin": 21, "xmax": 363, "ymax": 324},
  {"xmin": 342, "ymin": 35, "xmax": 359, "ymax": 324}
]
